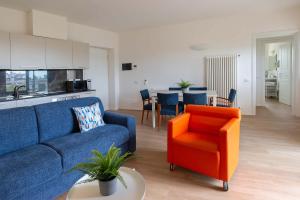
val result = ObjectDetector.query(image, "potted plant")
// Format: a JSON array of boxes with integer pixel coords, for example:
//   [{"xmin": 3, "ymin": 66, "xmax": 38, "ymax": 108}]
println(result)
[
  {"xmin": 177, "ymin": 80, "xmax": 192, "ymax": 92},
  {"xmin": 71, "ymin": 145, "xmax": 131, "ymax": 196}
]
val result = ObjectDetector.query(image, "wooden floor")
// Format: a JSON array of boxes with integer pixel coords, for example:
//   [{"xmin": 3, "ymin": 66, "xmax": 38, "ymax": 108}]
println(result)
[{"xmin": 118, "ymin": 101, "xmax": 300, "ymax": 200}]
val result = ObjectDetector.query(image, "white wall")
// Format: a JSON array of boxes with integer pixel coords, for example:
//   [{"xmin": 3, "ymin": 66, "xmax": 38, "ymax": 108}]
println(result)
[
  {"xmin": 0, "ymin": 6, "xmax": 120, "ymax": 110},
  {"xmin": 119, "ymin": 9, "xmax": 300, "ymax": 115}
]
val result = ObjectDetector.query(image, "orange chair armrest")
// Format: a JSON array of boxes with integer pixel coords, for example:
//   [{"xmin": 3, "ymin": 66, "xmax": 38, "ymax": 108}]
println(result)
[
  {"xmin": 168, "ymin": 113, "xmax": 190, "ymax": 139},
  {"xmin": 219, "ymin": 118, "xmax": 240, "ymax": 134},
  {"xmin": 218, "ymin": 118, "xmax": 241, "ymax": 181}
]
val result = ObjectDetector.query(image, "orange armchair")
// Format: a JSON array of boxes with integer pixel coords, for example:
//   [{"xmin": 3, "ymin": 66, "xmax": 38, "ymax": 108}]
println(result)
[{"xmin": 167, "ymin": 105, "xmax": 241, "ymax": 191}]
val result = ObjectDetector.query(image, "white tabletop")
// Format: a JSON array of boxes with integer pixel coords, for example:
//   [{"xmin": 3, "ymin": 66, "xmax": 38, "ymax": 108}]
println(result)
[
  {"xmin": 149, "ymin": 89, "xmax": 218, "ymax": 128},
  {"xmin": 150, "ymin": 89, "xmax": 217, "ymax": 96},
  {"xmin": 67, "ymin": 167, "xmax": 145, "ymax": 200}
]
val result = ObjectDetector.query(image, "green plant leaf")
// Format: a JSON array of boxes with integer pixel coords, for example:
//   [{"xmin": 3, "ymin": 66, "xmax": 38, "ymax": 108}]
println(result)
[
  {"xmin": 177, "ymin": 79, "xmax": 192, "ymax": 88},
  {"xmin": 117, "ymin": 174, "xmax": 127, "ymax": 189},
  {"xmin": 70, "ymin": 144, "xmax": 131, "ymax": 187}
]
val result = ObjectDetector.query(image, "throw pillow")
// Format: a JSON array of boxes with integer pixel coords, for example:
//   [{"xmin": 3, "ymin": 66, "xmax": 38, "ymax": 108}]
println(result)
[{"xmin": 73, "ymin": 102, "xmax": 105, "ymax": 132}]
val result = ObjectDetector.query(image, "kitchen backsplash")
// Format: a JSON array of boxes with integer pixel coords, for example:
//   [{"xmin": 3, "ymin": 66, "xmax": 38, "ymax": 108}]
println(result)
[{"xmin": 0, "ymin": 69, "xmax": 83, "ymax": 97}]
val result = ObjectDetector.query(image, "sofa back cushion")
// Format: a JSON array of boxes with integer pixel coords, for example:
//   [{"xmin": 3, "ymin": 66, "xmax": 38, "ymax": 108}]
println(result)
[
  {"xmin": 34, "ymin": 97, "xmax": 104, "ymax": 142},
  {"xmin": 0, "ymin": 107, "xmax": 39, "ymax": 156}
]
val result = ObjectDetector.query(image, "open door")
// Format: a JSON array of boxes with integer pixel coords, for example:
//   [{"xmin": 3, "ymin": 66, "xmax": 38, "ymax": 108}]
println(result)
[
  {"xmin": 295, "ymin": 32, "xmax": 300, "ymax": 117},
  {"xmin": 278, "ymin": 42, "xmax": 292, "ymax": 105}
]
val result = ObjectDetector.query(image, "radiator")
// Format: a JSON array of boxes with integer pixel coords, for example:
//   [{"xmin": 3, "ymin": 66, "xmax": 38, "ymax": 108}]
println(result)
[{"xmin": 206, "ymin": 54, "xmax": 238, "ymax": 105}]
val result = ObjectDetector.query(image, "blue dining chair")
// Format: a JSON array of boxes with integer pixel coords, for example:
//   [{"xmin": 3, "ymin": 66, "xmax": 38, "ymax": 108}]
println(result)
[
  {"xmin": 183, "ymin": 93, "xmax": 208, "ymax": 106},
  {"xmin": 157, "ymin": 93, "xmax": 184, "ymax": 127},
  {"xmin": 169, "ymin": 87, "xmax": 182, "ymax": 91},
  {"xmin": 140, "ymin": 89, "xmax": 154, "ymax": 123},
  {"xmin": 213, "ymin": 89, "xmax": 237, "ymax": 107},
  {"xmin": 189, "ymin": 87, "xmax": 208, "ymax": 91}
]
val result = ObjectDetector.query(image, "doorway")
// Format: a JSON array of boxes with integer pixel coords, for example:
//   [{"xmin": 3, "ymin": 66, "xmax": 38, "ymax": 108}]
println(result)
[
  {"xmin": 256, "ymin": 35, "xmax": 295, "ymax": 112},
  {"xmin": 265, "ymin": 42, "xmax": 292, "ymax": 106}
]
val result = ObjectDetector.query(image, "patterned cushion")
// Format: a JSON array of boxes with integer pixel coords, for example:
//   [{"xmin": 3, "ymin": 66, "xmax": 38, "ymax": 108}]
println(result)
[{"xmin": 73, "ymin": 102, "xmax": 105, "ymax": 132}]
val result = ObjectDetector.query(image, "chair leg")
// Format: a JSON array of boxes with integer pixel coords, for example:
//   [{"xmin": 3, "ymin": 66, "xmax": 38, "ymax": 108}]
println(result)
[
  {"xmin": 223, "ymin": 181, "xmax": 229, "ymax": 191},
  {"xmin": 170, "ymin": 163, "xmax": 175, "ymax": 171},
  {"xmin": 157, "ymin": 105, "xmax": 161, "ymax": 128},
  {"xmin": 146, "ymin": 110, "xmax": 149, "ymax": 119},
  {"xmin": 141, "ymin": 110, "xmax": 145, "ymax": 124},
  {"xmin": 158, "ymin": 114, "xmax": 161, "ymax": 128}
]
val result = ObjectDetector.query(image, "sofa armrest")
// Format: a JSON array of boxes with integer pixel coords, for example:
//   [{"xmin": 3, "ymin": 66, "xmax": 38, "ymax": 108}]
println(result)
[
  {"xmin": 103, "ymin": 111, "xmax": 136, "ymax": 152},
  {"xmin": 218, "ymin": 118, "xmax": 241, "ymax": 181}
]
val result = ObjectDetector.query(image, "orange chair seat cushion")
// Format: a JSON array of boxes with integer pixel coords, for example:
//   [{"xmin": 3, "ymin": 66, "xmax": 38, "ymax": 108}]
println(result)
[{"xmin": 173, "ymin": 132, "xmax": 219, "ymax": 152}]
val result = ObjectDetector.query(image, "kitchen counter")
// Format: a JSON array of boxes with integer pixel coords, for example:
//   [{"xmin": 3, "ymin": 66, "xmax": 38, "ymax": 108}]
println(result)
[{"xmin": 0, "ymin": 90, "xmax": 96, "ymax": 103}]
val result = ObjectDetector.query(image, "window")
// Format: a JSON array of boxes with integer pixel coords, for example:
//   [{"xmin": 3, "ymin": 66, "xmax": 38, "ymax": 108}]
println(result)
[
  {"xmin": 0, "ymin": 69, "xmax": 83, "ymax": 97},
  {"xmin": 6, "ymin": 71, "xmax": 27, "ymax": 93}
]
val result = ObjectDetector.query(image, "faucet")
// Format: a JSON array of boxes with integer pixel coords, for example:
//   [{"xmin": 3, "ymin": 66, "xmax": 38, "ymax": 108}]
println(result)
[{"xmin": 13, "ymin": 85, "xmax": 26, "ymax": 99}]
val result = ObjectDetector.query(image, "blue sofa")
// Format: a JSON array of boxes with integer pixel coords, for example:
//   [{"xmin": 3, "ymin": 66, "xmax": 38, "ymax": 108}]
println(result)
[{"xmin": 0, "ymin": 97, "xmax": 136, "ymax": 200}]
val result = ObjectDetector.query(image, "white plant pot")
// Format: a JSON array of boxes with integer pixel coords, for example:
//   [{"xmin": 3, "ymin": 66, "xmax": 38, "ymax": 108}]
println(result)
[{"xmin": 182, "ymin": 87, "xmax": 189, "ymax": 93}]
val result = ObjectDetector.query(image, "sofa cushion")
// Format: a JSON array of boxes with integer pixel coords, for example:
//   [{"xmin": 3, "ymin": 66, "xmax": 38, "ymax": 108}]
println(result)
[
  {"xmin": 73, "ymin": 102, "xmax": 105, "ymax": 132},
  {"xmin": 43, "ymin": 124, "xmax": 130, "ymax": 171},
  {"xmin": 34, "ymin": 97, "xmax": 104, "ymax": 142},
  {"xmin": 0, "ymin": 107, "xmax": 39, "ymax": 156},
  {"xmin": 0, "ymin": 144, "xmax": 63, "ymax": 199}
]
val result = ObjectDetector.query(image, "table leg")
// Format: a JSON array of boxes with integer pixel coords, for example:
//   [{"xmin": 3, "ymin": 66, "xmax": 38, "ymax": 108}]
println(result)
[
  {"xmin": 152, "ymin": 96, "xmax": 156, "ymax": 128},
  {"xmin": 212, "ymin": 96, "xmax": 217, "ymax": 107}
]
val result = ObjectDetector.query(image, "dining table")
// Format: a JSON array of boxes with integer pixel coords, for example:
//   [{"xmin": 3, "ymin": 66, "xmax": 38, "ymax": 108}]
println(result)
[{"xmin": 150, "ymin": 90, "xmax": 218, "ymax": 128}]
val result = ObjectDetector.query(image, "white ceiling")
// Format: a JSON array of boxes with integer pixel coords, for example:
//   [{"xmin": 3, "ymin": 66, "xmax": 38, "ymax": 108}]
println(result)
[{"xmin": 0, "ymin": 0, "xmax": 299, "ymax": 32}]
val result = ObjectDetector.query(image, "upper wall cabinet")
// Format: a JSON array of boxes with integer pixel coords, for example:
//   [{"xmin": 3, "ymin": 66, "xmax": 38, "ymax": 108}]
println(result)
[
  {"xmin": 11, "ymin": 33, "xmax": 46, "ymax": 69},
  {"xmin": 0, "ymin": 31, "xmax": 11, "ymax": 69},
  {"xmin": 72, "ymin": 41, "xmax": 89, "ymax": 69},
  {"xmin": 46, "ymin": 38, "xmax": 72, "ymax": 69}
]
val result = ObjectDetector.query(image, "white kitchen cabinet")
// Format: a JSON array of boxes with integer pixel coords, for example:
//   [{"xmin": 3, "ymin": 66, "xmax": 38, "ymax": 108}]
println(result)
[
  {"xmin": 10, "ymin": 33, "xmax": 46, "ymax": 69},
  {"xmin": 72, "ymin": 41, "xmax": 89, "ymax": 69},
  {"xmin": 0, "ymin": 31, "xmax": 10, "ymax": 69},
  {"xmin": 46, "ymin": 38, "xmax": 72, "ymax": 69},
  {"xmin": 0, "ymin": 101, "xmax": 17, "ymax": 110}
]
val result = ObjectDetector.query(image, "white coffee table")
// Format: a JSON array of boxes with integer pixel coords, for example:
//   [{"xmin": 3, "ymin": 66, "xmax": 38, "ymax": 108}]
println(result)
[{"xmin": 67, "ymin": 167, "xmax": 145, "ymax": 200}]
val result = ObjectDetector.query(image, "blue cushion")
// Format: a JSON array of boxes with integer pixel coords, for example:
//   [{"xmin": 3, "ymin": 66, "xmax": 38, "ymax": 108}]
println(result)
[
  {"xmin": 42, "ymin": 124, "xmax": 130, "ymax": 171},
  {"xmin": 228, "ymin": 89, "xmax": 237, "ymax": 102},
  {"xmin": 169, "ymin": 87, "xmax": 182, "ymax": 91},
  {"xmin": 217, "ymin": 104, "xmax": 230, "ymax": 107},
  {"xmin": 140, "ymin": 89, "xmax": 150, "ymax": 100},
  {"xmin": 183, "ymin": 93, "xmax": 208, "ymax": 105},
  {"xmin": 14, "ymin": 142, "xmax": 130, "ymax": 200},
  {"xmin": 189, "ymin": 87, "xmax": 207, "ymax": 91},
  {"xmin": 0, "ymin": 107, "xmax": 38, "ymax": 156},
  {"xmin": 34, "ymin": 97, "xmax": 104, "ymax": 142},
  {"xmin": 103, "ymin": 111, "xmax": 136, "ymax": 152},
  {"xmin": 157, "ymin": 93, "xmax": 179, "ymax": 105},
  {"xmin": 0, "ymin": 144, "xmax": 62, "ymax": 199},
  {"xmin": 160, "ymin": 104, "xmax": 184, "ymax": 115}
]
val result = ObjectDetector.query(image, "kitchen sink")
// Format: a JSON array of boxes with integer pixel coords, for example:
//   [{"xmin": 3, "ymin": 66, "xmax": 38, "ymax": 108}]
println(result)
[{"xmin": 19, "ymin": 95, "xmax": 34, "ymax": 99}]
